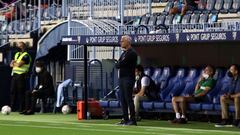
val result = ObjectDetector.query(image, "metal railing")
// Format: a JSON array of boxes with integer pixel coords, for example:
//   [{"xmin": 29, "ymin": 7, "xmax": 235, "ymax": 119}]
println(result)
[{"xmin": 63, "ymin": 0, "xmax": 151, "ymax": 23}]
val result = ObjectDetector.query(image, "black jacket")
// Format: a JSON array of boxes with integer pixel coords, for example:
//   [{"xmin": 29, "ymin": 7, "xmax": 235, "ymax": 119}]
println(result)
[
  {"xmin": 35, "ymin": 69, "xmax": 54, "ymax": 96},
  {"xmin": 136, "ymin": 74, "xmax": 158, "ymax": 100},
  {"xmin": 116, "ymin": 48, "xmax": 137, "ymax": 79}
]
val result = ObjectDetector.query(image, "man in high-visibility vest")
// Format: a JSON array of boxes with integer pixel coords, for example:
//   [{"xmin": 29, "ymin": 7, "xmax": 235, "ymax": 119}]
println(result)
[{"xmin": 10, "ymin": 42, "xmax": 31, "ymax": 112}]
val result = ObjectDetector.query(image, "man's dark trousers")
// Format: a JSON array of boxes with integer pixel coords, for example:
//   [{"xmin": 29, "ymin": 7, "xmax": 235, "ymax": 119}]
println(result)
[{"xmin": 119, "ymin": 77, "xmax": 135, "ymax": 121}]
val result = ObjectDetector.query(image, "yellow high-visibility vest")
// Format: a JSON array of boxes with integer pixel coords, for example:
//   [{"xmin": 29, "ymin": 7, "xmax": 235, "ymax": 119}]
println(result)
[{"xmin": 12, "ymin": 52, "xmax": 31, "ymax": 74}]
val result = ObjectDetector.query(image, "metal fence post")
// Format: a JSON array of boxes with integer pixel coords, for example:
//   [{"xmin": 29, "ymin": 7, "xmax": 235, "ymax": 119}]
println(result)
[
  {"xmin": 67, "ymin": 7, "xmax": 72, "ymax": 61},
  {"xmin": 148, "ymin": 0, "xmax": 152, "ymax": 14},
  {"xmin": 89, "ymin": 0, "xmax": 93, "ymax": 19},
  {"xmin": 120, "ymin": 0, "xmax": 125, "ymax": 25}
]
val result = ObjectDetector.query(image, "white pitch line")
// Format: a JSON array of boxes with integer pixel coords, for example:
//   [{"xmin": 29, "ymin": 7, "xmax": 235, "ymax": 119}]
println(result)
[
  {"xmin": 0, "ymin": 123, "xmax": 163, "ymax": 135},
  {"xmin": 0, "ymin": 119, "xmax": 239, "ymax": 135}
]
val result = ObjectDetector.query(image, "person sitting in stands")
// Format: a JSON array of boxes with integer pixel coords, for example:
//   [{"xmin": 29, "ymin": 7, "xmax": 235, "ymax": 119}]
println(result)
[
  {"xmin": 133, "ymin": 65, "xmax": 158, "ymax": 121},
  {"xmin": 20, "ymin": 61, "xmax": 55, "ymax": 115},
  {"xmin": 215, "ymin": 64, "xmax": 240, "ymax": 127},
  {"xmin": 171, "ymin": 65, "xmax": 215, "ymax": 124},
  {"xmin": 169, "ymin": 0, "xmax": 198, "ymax": 16}
]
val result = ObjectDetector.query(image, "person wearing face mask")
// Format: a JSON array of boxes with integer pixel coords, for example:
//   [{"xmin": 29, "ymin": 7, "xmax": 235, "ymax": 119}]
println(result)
[
  {"xmin": 20, "ymin": 61, "xmax": 54, "ymax": 115},
  {"xmin": 10, "ymin": 42, "xmax": 31, "ymax": 112},
  {"xmin": 171, "ymin": 65, "xmax": 216, "ymax": 124},
  {"xmin": 215, "ymin": 64, "xmax": 240, "ymax": 128},
  {"xmin": 133, "ymin": 65, "xmax": 157, "ymax": 121}
]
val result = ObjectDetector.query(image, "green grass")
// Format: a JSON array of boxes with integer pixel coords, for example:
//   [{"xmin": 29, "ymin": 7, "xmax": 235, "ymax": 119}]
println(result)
[{"xmin": 0, "ymin": 113, "xmax": 240, "ymax": 135}]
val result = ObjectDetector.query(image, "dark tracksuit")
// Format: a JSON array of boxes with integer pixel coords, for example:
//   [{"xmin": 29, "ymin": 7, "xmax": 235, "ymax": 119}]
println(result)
[
  {"xmin": 25, "ymin": 69, "xmax": 54, "ymax": 112},
  {"xmin": 116, "ymin": 48, "xmax": 137, "ymax": 121}
]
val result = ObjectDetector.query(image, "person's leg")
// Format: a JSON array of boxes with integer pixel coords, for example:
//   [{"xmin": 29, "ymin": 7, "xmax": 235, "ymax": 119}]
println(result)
[
  {"xmin": 119, "ymin": 78, "xmax": 129, "ymax": 122},
  {"xmin": 220, "ymin": 95, "xmax": 230, "ymax": 120},
  {"xmin": 180, "ymin": 96, "xmax": 195, "ymax": 117},
  {"xmin": 172, "ymin": 96, "xmax": 181, "ymax": 119},
  {"xmin": 10, "ymin": 76, "xmax": 17, "ymax": 111},
  {"xmin": 234, "ymin": 96, "xmax": 240, "ymax": 120},
  {"xmin": 16, "ymin": 74, "xmax": 26, "ymax": 112},
  {"xmin": 215, "ymin": 95, "xmax": 232, "ymax": 127},
  {"xmin": 30, "ymin": 90, "xmax": 46, "ymax": 112},
  {"xmin": 134, "ymin": 95, "xmax": 148, "ymax": 117},
  {"xmin": 233, "ymin": 96, "xmax": 240, "ymax": 126},
  {"xmin": 124, "ymin": 78, "xmax": 135, "ymax": 122},
  {"xmin": 25, "ymin": 91, "xmax": 32, "ymax": 110}
]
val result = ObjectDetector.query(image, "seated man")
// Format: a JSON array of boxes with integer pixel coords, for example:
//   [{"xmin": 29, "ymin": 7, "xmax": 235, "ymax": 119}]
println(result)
[
  {"xmin": 171, "ymin": 65, "xmax": 215, "ymax": 124},
  {"xmin": 20, "ymin": 61, "xmax": 55, "ymax": 115},
  {"xmin": 215, "ymin": 64, "xmax": 240, "ymax": 127},
  {"xmin": 169, "ymin": 0, "xmax": 198, "ymax": 16},
  {"xmin": 133, "ymin": 65, "xmax": 158, "ymax": 120}
]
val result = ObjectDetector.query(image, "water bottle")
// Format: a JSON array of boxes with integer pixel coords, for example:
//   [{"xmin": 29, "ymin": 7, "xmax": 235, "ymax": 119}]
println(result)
[{"xmin": 87, "ymin": 112, "xmax": 91, "ymax": 120}]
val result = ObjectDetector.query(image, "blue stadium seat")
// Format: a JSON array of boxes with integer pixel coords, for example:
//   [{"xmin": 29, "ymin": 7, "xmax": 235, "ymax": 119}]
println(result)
[
  {"xmin": 172, "ymin": 14, "xmax": 182, "ymax": 24},
  {"xmin": 140, "ymin": 15, "xmax": 150, "ymax": 25},
  {"xmin": 160, "ymin": 68, "xmax": 186, "ymax": 110},
  {"xmin": 135, "ymin": 25, "xmax": 149, "ymax": 34},
  {"xmin": 212, "ymin": 0, "xmax": 224, "ymax": 13},
  {"xmin": 153, "ymin": 102, "xmax": 165, "ymax": 110},
  {"xmin": 180, "ymin": 68, "xmax": 199, "ymax": 96},
  {"xmin": 161, "ymin": 68, "xmax": 186, "ymax": 102},
  {"xmin": 55, "ymin": 7, "xmax": 62, "ymax": 19},
  {"xmin": 42, "ymin": 7, "xmax": 53, "ymax": 20},
  {"xmin": 229, "ymin": 0, "xmax": 240, "ymax": 13},
  {"xmin": 190, "ymin": 14, "xmax": 200, "ymax": 24},
  {"xmin": 144, "ymin": 67, "xmax": 154, "ymax": 77},
  {"xmin": 164, "ymin": 14, "xmax": 174, "ymax": 25},
  {"xmin": 99, "ymin": 100, "xmax": 109, "ymax": 108},
  {"xmin": 181, "ymin": 14, "xmax": 191, "ymax": 24},
  {"xmin": 156, "ymin": 15, "xmax": 166, "ymax": 26},
  {"xmin": 109, "ymin": 100, "xmax": 120, "ymax": 108},
  {"xmin": 189, "ymin": 103, "xmax": 202, "ymax": 111},
  {"xmin": 203, "ymin": 0, "xmax": 216, "ymax": 13},
  {"xmin": 220, "ymin": 0, "xmax": 233, "ymax": 13},
  {"xmin": 199, "ymin": 13, "xmax": 209, "ymax": 23},
  {"xmin": 151, "ymin": 68, "xmax": 162, "ymax": 87},
  {"xmin": 158, "ymin": 67, "xmax": 172, "ymax": 90},
  {"xmin": 148, "ymin": 15, "xmax": 157, "ymax": 26},
  {"xmin": 0, "ymin": 21, "xmax": 7, "ymax": 34},
  {"xmin": 7, "ymin": 21, "xmax": 17, "ymax": 34},
  {"xmin": 208, "ymin": 14, "xmax": 218, "ymax": 23},
  {"xmin": 141, "ymin": 102, "xmax": 154, "ymax": 110},
  {"xmin": 194, "ymin": 0, "xmax": 207, "ymax": 13},
  {"xmin": 26, "ymin": 20, "xmax": 33, "ymax": 32},
  {"xmin": 17, "ymin": 21, "xmax": 27, "ymax": 34}
]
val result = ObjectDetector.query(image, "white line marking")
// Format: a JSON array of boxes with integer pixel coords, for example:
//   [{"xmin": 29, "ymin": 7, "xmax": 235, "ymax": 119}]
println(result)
[
  {"xmin": 0, "ymin": 123, "xmax": 162, "ymax": 135},
  {"xmin": 0, "ymin": 119, "xmax": 239, "ymax": 134}
]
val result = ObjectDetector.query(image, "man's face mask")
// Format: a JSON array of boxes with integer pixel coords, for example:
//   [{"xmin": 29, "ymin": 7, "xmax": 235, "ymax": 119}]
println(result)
[
  {"xmin": 35, "ymin": 67, "xmax": 42, "ymax": 73},
  {"xmin": 135, "ymin": 75, "xmax": 140, "ymax": 81},
  {"xmin": 228, "ymin": 71, "xmax": 234, "ymax": 78},
  {"xmin": 202, "ymin": 73, "xmax": 209, "ymax": 79}
]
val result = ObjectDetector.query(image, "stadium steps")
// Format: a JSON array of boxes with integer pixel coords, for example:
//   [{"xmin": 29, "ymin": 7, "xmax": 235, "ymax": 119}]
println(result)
[
  {"xmin": 9, "ymin": 38, "xmax": 33, "ymax": 48},
  {"xmin": 218, "ymin": 13, "xmax": 240, "ymax": 20}
]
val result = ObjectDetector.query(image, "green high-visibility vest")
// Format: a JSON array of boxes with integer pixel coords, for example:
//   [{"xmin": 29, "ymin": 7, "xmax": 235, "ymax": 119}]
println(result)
[{"xmin": 12, "ymin": 52, "xmax": 31, "ymax": 74}]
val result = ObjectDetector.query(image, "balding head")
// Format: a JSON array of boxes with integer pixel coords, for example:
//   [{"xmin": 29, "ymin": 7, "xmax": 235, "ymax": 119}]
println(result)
[{"xmin": 120, "ymin": 35, "xmax": 132, "ymax": 50}]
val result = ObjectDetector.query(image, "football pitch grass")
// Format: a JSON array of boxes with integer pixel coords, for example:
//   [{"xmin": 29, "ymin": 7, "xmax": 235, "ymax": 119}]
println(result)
[{"xmin": 0, "ymin": 113, "xmax": 240, "ymax": 135}]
